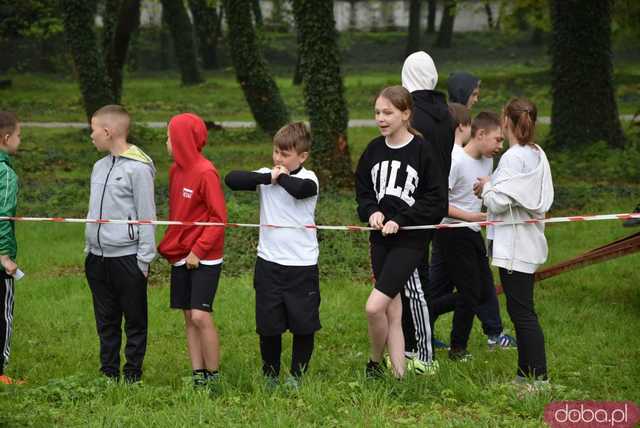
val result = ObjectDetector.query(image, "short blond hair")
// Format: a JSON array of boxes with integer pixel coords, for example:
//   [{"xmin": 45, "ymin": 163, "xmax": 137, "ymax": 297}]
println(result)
[
  {"xmin": 92, "ymin": 104, "xmax": 131, "ymax": 137},
  {"xmin": 273, "ymin": 122, "xmax": 312, "ymax": 154}
]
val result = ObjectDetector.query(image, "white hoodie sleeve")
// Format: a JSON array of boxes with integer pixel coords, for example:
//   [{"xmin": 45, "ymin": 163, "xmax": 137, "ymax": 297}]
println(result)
[{"xmin": 482, "ymin": 181, "xmax": 514, "ymax": 214}]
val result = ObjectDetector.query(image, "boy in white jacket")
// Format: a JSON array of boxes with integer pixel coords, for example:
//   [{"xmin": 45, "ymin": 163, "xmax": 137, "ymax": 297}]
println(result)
[{"xmin": 474, "ymin": 98, "xmax": 553, "ymax": 385}]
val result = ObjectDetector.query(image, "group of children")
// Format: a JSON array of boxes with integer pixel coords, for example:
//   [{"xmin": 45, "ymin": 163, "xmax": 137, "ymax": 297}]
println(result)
[{"xmin": 0, "ymin": 50, "xmax": 554, "ymax": 390}]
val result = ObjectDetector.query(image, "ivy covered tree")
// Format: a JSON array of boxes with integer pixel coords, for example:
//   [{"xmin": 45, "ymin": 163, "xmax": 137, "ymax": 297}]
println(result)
[
  {"xmin": 103, "ymin": 0, "xmax": 141, "ymax": 102},
  {"xmin": 160, "ymin": 0, "xmax": 203, "ymax": 85},
  {"xmin": 59, "ymin": 0, "xmax": 114, "ymax": 119},
  {"xmin": 550, "ymin": 0, "xmax": 625, "ymax": 148},
  {"xmin": 292, "ymin": 0, "xmax": 352, "ymax": 188},
  {"xmin": 188, "ymin": 0, "xmax": 224, "ymax": 70},
  {"xmin": 223, "ymin": 0, "xmax": 289, "ymax": 135},
  {"xmin": 251, "ymin": 0, "xmax": 263, "ymax": 27}
]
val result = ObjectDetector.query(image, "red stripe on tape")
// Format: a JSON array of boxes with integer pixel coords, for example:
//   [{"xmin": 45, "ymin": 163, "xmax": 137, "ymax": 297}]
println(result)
[{"xmin": 568, "ymin": 216, "xmax": 586, "ymax": 221}]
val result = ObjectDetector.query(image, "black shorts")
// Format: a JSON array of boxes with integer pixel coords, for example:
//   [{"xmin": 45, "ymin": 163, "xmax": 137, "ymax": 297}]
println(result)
[
  {"xmin": 170, "ymin": 264, "xmax": 222, "ymax": 312},
  {"xmin": 370, "ymin": 242, "xmax": 427, "ymax": 298},
  {"xmin": 254, "ymin": 257, "xmax": 321, "ymax": 336}
]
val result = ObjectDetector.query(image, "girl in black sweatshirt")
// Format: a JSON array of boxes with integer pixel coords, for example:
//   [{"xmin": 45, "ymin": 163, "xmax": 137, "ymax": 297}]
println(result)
[{"xmin": 356, "ymin": 86, "xmax": 447, "ymax": 378}]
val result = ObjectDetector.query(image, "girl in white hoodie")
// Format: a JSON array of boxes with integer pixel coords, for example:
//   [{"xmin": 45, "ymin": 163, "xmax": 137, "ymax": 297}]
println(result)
[{"xmin": 474, "ymin": 98, "xmax": 554, "ymax": 383}]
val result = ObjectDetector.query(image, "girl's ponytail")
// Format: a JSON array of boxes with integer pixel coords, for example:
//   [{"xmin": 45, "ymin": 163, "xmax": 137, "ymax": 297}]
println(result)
[{"xmin": 503, "ymin": 98, "xmax": 537, "ymax": 146}]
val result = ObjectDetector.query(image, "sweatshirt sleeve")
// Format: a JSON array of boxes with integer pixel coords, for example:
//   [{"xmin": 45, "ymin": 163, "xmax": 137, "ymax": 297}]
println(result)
[
  {"xmin": 481, "ymin": 182, "xmax": 514, "ymax": 215},
  {"xmin": 481, "ymin": 153, "xmax": 519, "ymax": 215},
  {"xmin": 225, "ymin": 170, "xmax": 271, "ymax": 191},
  {"xmin": 355, "ymin": 147, "xmax": 381, "ymax": 223},
  {"xmin": 0, "ymin": 164, "xmax": 17, "ymax": 257},
  {"xmin": 131, "ymin": 163, "xmax": 157, "ymax": 269},
  {"xmin": 191, "ymin": 169, "xmax": 227, "ymax": 260},
  {"xmin": 392, "ymin": 142, "xmax": 448, "ymax": 227},
  {"xmin": 277, "ymin": 174, "xmax": 318, "ymax": 199}
]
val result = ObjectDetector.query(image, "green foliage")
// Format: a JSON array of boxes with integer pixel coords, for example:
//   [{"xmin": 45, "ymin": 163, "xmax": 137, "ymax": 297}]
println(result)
[
  {"xmin": 497, "ymin": 0, "xmax": 550, "ymax": 44},
  {"xmin": 58, "ymin": 0, "xmax": 115, "ymax": 120},
  {"xmin": 550, "ymin": 0, "xmax": 626, "ymax": 149},
  {"xmin": 612, "ymin": 0, "xmax": 640, "ymax": 42},
  {"xmin": 0, "ymin": 0, "xmax": 63, "ymax": 41},
  {"xmin": 292, "ymin": 0, "xmax": 352, "ymax": 189},
  {"xmin": 223, "ymin": 0, "xmax": 290, "ymax": 135},
  {"xmin": 160, "ymin": 0, "xmax": 203, "ymax": 85}
]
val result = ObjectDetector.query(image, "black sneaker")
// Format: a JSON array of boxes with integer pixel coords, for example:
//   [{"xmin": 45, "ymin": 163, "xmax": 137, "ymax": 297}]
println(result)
[
  {"xmin": 192, "ymin": 370, "xmax": 207, "ymax": 388},
  {"xmin": 623, "ymin": 203, "xmax": 640, "ymax": 227},
  {"xmin": 448, "ymin": 347, "xmax": 472, "ymax": 362},
  {"xmin": 365, "ymin": 360, "xmax": 384, "ymax": 379}
]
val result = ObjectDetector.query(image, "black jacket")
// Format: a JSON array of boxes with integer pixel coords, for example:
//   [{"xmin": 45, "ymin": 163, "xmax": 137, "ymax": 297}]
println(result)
[{"xmin": 410, "ymin": 90, "xmax": 455, "ymax": 186}]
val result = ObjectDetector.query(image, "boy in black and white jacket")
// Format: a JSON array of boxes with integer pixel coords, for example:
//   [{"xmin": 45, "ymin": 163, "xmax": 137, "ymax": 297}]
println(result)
[{"xmin": 225, "ymin": 122, "xmax": 319, "ymax": 389}]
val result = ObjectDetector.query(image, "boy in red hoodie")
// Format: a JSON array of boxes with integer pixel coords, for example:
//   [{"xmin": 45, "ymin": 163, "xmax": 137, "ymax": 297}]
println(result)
[{"xmin": 158, "ymin": 113, "xmax": 227, "ymax": 388}]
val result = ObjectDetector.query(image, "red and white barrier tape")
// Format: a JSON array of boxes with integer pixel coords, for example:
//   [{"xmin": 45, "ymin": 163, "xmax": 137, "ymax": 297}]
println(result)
[{"xmin": 1, "ymin": 213, "xmax": 639, "ymax": 231}]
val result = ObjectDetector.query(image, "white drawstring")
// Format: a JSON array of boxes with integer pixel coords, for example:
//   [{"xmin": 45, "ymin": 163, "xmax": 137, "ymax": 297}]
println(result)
[{"xmin": 508, "ymin": 202, "xmax": 516, "ymax": 274}]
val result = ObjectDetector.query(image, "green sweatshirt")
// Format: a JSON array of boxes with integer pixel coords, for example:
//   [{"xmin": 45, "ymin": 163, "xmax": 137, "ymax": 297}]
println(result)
[{"xmin": 0, "ymin": 151, "xmax": 17, "ymax": 260}]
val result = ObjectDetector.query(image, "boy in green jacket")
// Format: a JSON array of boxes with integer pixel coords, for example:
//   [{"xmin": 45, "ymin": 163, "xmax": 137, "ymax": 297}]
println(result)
[{"xmin": 0, "ymin": 111, "xmax": 21, "ymax": 385}]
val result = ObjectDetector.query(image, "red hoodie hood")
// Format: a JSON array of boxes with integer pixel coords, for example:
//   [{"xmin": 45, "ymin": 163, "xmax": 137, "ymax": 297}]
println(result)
[{"xmin": 168, "ymin": 113, "xmax": 208, "ymax": 169}]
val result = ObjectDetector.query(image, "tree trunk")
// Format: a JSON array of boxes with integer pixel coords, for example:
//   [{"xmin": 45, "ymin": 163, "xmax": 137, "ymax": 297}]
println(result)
[
  {"xmin": 426, "ymin": 0, "xmax": 436, "ymax": 34},
  {"xmin": 292, "ymin": 26, "xmax": 303, "ymax": 85},
  {"xmin": 348, "ymin": 0, "xmax": 357, "ymax": 30},
  {"xmin": 252, "ymin": 0, "xmax": 263, "ymax": 27},
  {"xmin": 188, "ymin": 0, "xmax": 223, "ymax": 70},
  {"xmin": 405, "ymin": 0, "xmax": 421, "ymax": 56},
  {"xmin": 160, "ymin": 8, "xmax": 172, "ymax": 70},
  {"xmin": 484, "ymin": 2, "xmax": 493, "ymax": 29},
  {"xmin": 292, "ymin": 0, "xmax": 352, "ymax": 189},
  {"xmin": 160, "ymin": 0, "xmax": 203, "ymax": 85},
  {"xmin": 550, "ymin": 0, "xmax": 625, "ymax": 148},
  {"xmin": 435, "ymin": 0, "xmax": 455, "ymax": 48},
  {"xmin": 223, "ymin": 0, "xmax": 289, "ymax": 135},
  {"xmin": 269, "ymin": 0, "xmax": 287, "ymax": 31},
  {"xmin": 104, "ymin": 0, "xmax": 141, "ymax": 102},
  {"xmin": 60, "ymin": 0, "xmax": 114, "ymax": 120}
]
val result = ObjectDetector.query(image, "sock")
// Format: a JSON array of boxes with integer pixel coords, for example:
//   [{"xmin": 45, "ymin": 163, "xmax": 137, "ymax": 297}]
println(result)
[
  {"xmin": 291, "ymin": 334, "xmax": 314, "ymax": 378},
  {"xmin": 259, "ymin": 334, "xmax": 282, "ymax": 378}
]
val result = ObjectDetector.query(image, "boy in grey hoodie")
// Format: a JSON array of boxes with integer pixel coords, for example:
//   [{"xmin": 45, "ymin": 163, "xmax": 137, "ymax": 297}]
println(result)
[{"xmin": 85, "ymin": 105, "xmax": 156, "ymax": 383}]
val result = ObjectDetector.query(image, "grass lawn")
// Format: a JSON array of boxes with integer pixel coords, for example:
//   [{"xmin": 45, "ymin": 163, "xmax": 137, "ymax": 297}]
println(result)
[{"xmin": 0, "ymin": 127, "xmax": 638, "ymax": 426}]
